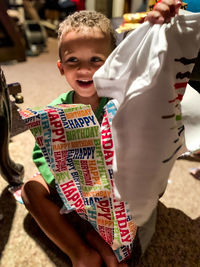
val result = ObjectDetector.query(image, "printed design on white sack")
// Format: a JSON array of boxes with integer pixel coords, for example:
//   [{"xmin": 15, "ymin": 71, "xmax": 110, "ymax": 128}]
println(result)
[{"xmin": 162, "ymin": 55, "xmax": 197, "ymax": 163}]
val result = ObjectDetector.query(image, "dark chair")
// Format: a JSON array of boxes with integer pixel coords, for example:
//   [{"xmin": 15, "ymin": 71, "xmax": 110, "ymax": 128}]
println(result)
[{"xmin": 0, "ymin": 67, "xmax": 24, "ymax": 186}]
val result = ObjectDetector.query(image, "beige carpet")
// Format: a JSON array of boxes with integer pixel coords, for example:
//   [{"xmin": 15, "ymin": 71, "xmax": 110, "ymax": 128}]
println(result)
[{"xmin": 0, "ymin": 38, "xmax": 200, "ymax": 267}]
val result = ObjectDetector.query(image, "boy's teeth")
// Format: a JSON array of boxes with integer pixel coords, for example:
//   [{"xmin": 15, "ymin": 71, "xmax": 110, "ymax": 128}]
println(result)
[{"xmin": 78, "ymin": 80, "xmax": 93, "ymax": 85}]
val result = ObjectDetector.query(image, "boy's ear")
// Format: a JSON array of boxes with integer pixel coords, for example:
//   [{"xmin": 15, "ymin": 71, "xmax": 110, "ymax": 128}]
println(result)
[{"xmin": 57, "ymin": 60, "xmax": 64, "ymax": 75}]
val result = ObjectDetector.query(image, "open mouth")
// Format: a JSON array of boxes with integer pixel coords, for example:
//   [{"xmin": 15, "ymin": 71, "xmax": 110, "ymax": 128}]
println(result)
[{"xmin": 77, "ymin": 80, "xmax": 93, "ymax": 87}]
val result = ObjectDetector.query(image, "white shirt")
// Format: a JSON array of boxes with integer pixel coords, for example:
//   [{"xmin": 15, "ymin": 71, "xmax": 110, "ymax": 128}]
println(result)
[{"xmin": 94, "ymin": 13, "xmax": 200, "ymax": 226}]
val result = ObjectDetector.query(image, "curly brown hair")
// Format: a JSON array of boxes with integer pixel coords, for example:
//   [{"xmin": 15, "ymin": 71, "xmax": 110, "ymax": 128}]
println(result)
[{"xmin": 58, "ymin": 10, "xmax": 116, "ymax": 59}]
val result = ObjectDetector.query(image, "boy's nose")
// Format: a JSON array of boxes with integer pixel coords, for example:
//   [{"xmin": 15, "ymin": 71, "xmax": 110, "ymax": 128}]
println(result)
[{"xmin": 78, "ymin": 62, "xmax": 92, "ymax": 72}]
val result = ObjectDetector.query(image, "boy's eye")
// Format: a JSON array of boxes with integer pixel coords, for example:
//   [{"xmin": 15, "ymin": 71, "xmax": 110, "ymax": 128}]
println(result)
[
  {"xmin": 91, "ymin": 57, "xmax": 102, "ymax": 63},
  {"xmin": 63, "ymin": 57, "xmax": 78, "ymax": 65},
  {"xmin": 66, "ymin": 57, "xmax": 78, "ymax": 63}
]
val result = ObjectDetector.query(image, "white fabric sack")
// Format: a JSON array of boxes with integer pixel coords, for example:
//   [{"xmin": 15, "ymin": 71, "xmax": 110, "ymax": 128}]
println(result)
[{"xmin": 94, "ymin": 13, "xmax": 200, "ymax": 226}]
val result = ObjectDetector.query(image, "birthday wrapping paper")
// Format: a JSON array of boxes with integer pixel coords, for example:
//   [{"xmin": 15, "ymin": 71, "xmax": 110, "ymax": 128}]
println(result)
[{"xmin": 19, "ymin": 102, "xmax": 137, "ymax": 262}]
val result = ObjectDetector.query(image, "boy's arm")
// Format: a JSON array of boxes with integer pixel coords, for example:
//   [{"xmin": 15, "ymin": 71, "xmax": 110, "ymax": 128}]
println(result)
[
  {"xmin": 32, "ymin": 143, "xmax": 55, "ymax": 187},
  {"xmin": 31, "ymin": 92, "xmax": 71, "ymax": 187},
  {"xmin": 145, "ymin": 0, "xmax": 182, "ymax": 24}
]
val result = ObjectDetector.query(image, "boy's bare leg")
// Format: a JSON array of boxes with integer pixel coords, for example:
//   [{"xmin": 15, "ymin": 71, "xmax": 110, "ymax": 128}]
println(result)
[
  {"xmin": 85, "ymin": 226, "xmax": 129, "ymax": 267},
  {"xmin": 21, "ymin": 174, "xmax": 102, "ymax": 267}
]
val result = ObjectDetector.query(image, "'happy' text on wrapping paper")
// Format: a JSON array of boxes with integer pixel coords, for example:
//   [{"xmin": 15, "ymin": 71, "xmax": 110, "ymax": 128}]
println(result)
[{"xmin": 19, "ymin": 103, "xmax": 137, "ymax": 262}]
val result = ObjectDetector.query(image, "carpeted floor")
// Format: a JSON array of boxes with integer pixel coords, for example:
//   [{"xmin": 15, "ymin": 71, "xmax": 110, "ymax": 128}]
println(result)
[{"xmin": 0, "ymin": 38, "xmax": 200, "ymax": 267}]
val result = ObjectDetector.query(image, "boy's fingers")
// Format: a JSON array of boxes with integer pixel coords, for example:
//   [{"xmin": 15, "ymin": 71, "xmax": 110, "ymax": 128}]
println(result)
[
  {"xmin": 155, "ymin": 0, "xmax": 182, "ymax": 14},
  {"xmin": 145, "ymin": 11, "xmax": 164, "ymax": 24},
  {"xmin": 154, "ymin": 1, "xmax": 175, "ymax": 19},
  {"xmin": 160, "ymin": 0, "xmax": 182, "ymax": 14},
  {"xmin": 146, "ymin": 0, "xmax": 182, "ymax": 24},
  {"xmin": 175, "ymin": 0, "xmax": 182, "ymax": 14}
]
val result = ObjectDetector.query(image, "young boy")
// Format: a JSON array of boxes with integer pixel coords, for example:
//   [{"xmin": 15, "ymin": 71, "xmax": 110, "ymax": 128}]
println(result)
[{"xmin": 21, "ymin": 2, "xmax": 181, "ymax": 267}]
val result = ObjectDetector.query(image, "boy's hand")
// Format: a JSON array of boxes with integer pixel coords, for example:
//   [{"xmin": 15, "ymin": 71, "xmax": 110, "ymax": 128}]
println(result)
[{"xmin": 145, "ymin": 0, "xmax": 182, "ymax": 24}]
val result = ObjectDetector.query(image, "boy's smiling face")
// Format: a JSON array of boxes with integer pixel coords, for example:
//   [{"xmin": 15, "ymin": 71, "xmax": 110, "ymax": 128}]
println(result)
[{"xmin": 57, "ymin": 27, "xmax": 112, "ymax": 99}]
